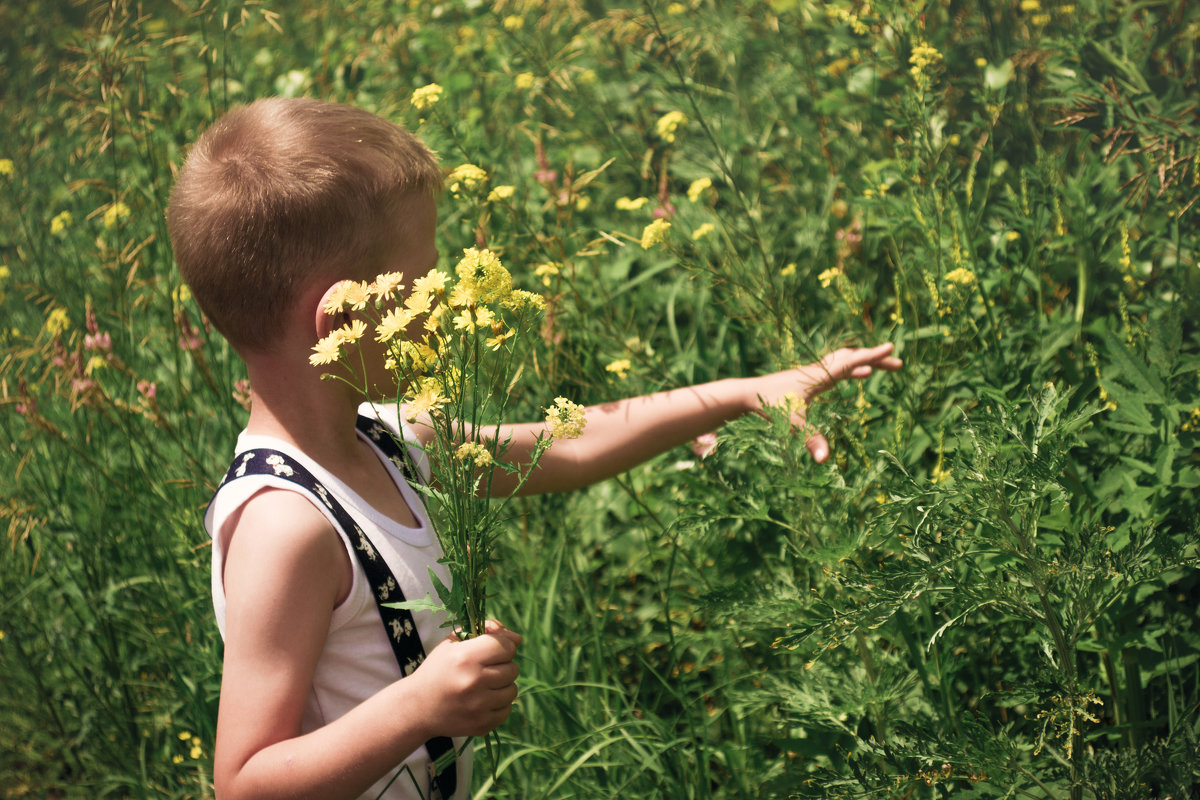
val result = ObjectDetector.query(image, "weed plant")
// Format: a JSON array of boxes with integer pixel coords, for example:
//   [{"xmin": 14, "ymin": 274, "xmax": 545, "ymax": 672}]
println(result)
[{"xmin": 1, "ymin": 1, "xmax": 1198, "ymax": 798}]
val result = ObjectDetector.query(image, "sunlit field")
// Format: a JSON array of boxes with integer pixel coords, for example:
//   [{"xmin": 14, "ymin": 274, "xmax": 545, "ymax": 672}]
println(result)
[{"xmin": 2, "ymin": 1, "xmax": 1198, "ymax": 797}]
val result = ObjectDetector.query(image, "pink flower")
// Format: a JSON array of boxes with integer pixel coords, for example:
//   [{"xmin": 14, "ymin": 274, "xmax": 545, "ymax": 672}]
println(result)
[
  {"xmin": 691, "ymin": 432, "xmax": 718, "ymax": 459},
  {"xmin": 137, "ymin": 380, "xmax": 157, "ymax": 400}
]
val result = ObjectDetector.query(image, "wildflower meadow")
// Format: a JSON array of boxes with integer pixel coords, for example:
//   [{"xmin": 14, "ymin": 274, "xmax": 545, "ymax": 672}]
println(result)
[{"xmin": 2, "ymin": 1, "xmax": 1198, "ymax": 798}]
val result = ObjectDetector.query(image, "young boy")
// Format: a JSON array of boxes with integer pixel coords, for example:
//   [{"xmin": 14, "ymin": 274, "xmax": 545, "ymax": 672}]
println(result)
[{"xmin": 167, "ymin": 97, "xmax": 900, "ymax": 800}]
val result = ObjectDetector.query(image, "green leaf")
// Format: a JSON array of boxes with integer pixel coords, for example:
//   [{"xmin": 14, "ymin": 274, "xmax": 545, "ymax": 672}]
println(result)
[{"xmin": 384, "ymin": 593, "xmax": 446, "ymax": 615}]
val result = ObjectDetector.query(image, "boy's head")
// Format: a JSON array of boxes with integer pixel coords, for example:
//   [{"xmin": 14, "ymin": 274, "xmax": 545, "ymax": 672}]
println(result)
[{"xmin": 167, "ymin": 98, "xmax": 441, "ymax": 353}]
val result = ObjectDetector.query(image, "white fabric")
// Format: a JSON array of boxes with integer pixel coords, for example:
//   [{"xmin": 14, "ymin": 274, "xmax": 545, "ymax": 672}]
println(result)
[{"xmin": 206, "ymin": 402, "xmax": 471, "ymax": 800}]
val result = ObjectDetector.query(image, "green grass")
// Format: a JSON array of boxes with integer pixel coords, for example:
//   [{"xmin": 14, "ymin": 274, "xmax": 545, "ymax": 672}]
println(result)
[{"xmin": 2, "ymin": 0, "xmax": 1199, "ymax": 798}]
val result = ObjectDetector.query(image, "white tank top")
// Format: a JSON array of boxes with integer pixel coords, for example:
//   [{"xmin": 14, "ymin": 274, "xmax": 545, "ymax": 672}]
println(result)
[{"xmin": 206, "ymin": 403, "xmax": 472, "ymax": 800}]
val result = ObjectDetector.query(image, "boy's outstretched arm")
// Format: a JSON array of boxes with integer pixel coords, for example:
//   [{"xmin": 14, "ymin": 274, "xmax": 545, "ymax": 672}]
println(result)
[
  {"xmin": 486, "ymin": 342, "xmax": 901, "ymax": 496},
  {"xmin": 214, "ymin": 489, "xmax": 520, "ymax": 800}
]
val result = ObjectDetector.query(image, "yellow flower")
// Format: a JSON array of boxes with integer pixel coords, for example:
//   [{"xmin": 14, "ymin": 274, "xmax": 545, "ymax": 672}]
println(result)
[
  {"xmin": 324, "ymin": 280, "xmax": 371, "ymax": 314},
  {"xmin": 172, "ymin": 755, "xmax": 184, "ymax": 765},
  {"xmin": 411, "ymin": 271, "xmax": 449, "ymax": 300},
  {"xmin": 502, "ymin": 289, "xmax": 546, "ymax": 311},
  {"xmin": 514, "ymin": 72, "xmax": 536, "ymax": 90},
  {"xmin": 487, "ymin": 185, "xmax": 515, "ymax": 202},
  {"xmin": 50, "ymin": 211, "xmax": 73, "ymax": 235},
  {"xmin": 606, "ymin": 359, "xmax": 631, "ymax": 379},
  {"xmin": 944, "ymin": 267, "xmax": 977, "ymax": 286},
  {"xmin": 909, "ymin": 41, "xmax": 944, "ymax": 84},
  {"xmin": 655, "ymin": 111, "xmax": 687, "ymax": 143},
  {"xmin": 190, "ymin": 745, "xmax": 203, "ymax": 759},
  {"xmin": 975, "ymin": 57, "xmax": 988, "ymax": 68},
  {"xmin": 486, "ymin": 328, "xmax": 514, "ymax": 350},
  {"xmin": 534, "ymin": 261, "xmax": 561, "ymax": 286},
  {"xmin": 667, "ymin": 2, "xmax": 686, "ymax": 14},
  {"xmin": 1005, "ymin": 230, "xmax": 1021, "ymax": 242},
  {"xmin": 692, "ymin": 223, "xmax": 714, "ymax": 241},
  {"xmin": 375, "ymin": 307, "xmax": 418, "ymax": 343},
  {"xmin": 455, "ymin": 441, "xmax": 494, "ymax": 467},
  {"xmin": 178, "ymin": 731, "xmax": 192, "ymax": 741},
  {"xmin": 370, "ymin": 271, "xmax": 405, "ymax": 301},
  {"xmin": 403, "ymin": 381, "xmax": 447, "ymax": 421},
  {"xmin": 452, "ymin": 309, "xmax": 478, "ymax": 332},
  {"xmin": 780, "ymin": 262, "xmax": 797, "ymax": 276},
  {"xmin": 1019, "ymin": 0, "xmax": 1041, "ymax": 10},
  {"xmin": 817, "ymin": 267, "xmax": 842, "ymax": 288},
  {"xmin": 447, "ymin": 163, "xmax": 488, "ymax": 195},
  {"xmin": 404, "ymin": 288, "xmax": 433, "ymax": 315},
  {"xmin": 616, "ymin": 196, "xmax": 650, "ymax": 210},
  {"xmin": 103, "ymin": 201, "xmax": 131, "ymax": 229},
  {"xmin": 345, "ymin": 281, "xmax": 371, "ymax": 311},
  {"xmin": 545, "ymin": 397, "xmax": 587, "ymax": 440},
  {"xmin": 640, "ymin": 218, "xmax": 671, "ymax": 249},
  {"xmin": 502, "ymin": 14, "xmax": 523, "ymax": 30},
  {"xmin": 332, "ymin": 320, "xmax": 366, "ymax": 349},
  {"xmin": 455, "ymin": 247, "xmax": 512, "ymax": 303},
  {"xmin": 45, "ymin": 307, "xmax": 70, "ymax": 335},
  {"xmin": 474, "ymin": 305, "xmax": 496, "ymax": 329},
  {"xmin": 686, "ymin": 177, "xmax": 712, "ymax": 203},
  {"xmin": 0, "ymin": 158, "xmax": 13, "ymax": 176},
  {"xmin": 310, "ymin": 332, "xmax": 344, "ymax": 365},
  {"xmin": 410, "ymin": 83, "xmax": 443, "ymax": 111}
]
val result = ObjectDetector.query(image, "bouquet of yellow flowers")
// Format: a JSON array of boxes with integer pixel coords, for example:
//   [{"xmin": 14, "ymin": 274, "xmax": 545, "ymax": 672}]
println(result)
[{"xmin": 313, "ymin": 246, "xmax": 584, "ymax": 639}]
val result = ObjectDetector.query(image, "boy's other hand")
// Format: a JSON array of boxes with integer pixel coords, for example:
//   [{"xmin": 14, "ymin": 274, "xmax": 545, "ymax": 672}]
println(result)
[
  {"xmin": 749, "ymin": 342, "xmax": 903, "ymax": 463},
  {"xmin": 408, "ymin": 620, "xmax": 521, "ymax": 739}
]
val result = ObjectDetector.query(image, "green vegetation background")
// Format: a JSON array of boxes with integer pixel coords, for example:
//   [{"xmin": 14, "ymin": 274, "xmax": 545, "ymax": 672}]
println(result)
[{"xmin": 1, "ymin": 1, "xmax": 1198, "ymax": 798}]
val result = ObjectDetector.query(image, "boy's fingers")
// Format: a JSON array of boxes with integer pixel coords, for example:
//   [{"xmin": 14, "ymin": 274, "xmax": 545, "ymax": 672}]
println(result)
[
  {"xmin": 484, "ymin": 619, "xmax": 523, "ymax": 646},
  {"xmin": 805, "ymin": 433, "xmax": 830, "ymax": 463}
]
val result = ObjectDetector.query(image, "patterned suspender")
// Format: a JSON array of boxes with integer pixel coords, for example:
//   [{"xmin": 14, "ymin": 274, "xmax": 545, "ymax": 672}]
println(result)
[{"xmin": 214, "ymin": 414, "xmax": 457, "ymax": 799}]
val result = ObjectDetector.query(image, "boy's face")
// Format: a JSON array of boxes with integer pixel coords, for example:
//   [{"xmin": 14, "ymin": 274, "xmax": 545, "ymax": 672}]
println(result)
[{"xmin": 356, "ymin": 192, "xmax": 439, "ymax": 400}]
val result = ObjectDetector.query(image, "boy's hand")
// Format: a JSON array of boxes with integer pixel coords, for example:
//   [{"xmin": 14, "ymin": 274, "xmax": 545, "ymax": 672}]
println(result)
[
  {"xmin": 408, "ymin": 620, "xmax": 522, "ymax": 739},
  {"xmin": 748, "ymin": 342, "xmax": 902, "ymax": 463}
]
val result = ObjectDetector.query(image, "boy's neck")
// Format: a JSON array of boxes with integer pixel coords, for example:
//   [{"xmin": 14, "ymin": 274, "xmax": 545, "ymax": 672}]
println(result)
[{"xmin": 242, "ymin": 353, "xmax": 366, "ymax": 466}]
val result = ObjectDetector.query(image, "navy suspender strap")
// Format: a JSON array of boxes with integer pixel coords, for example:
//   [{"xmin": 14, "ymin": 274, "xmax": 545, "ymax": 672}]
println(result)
[{"xmin": 213, "ymin": 414, "xmax": 457, "ymax": 799}]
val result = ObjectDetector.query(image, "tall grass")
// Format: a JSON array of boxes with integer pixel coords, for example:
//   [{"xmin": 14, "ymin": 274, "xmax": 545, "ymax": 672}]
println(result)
[{"xmin": 2, "ymin": 1, "xmax": 1198, "ymax": 798}]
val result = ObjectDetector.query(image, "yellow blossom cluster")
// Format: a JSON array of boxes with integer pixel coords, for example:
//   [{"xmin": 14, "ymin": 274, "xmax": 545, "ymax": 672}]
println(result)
[
  {"xmin": 692, "ymin": 223, "xmax": 714, "ymax": 241},
  {"xmin": 616, "ymin": 196, "xmax": 650, "ymax": 211},
  {"xmin": 655, "ymin": 111, "xmax": 687, "ymax": 143},
  {"xmin": 446, "ymin": 163, "xmax": 488, "ymax": 195},
  {"xmin": 605, "ymin": 358, "xmax": 631, "ymax": 379},
  {"xmin": 487, "ymin": 185, "xmax": 514, "ymax": 202},
  {"xmin": 909, "ymin": 41, "xmax": 943, "ymax": 87},
  {"xmin": 455, "ymin": 441, "xmax": 494, "ymax": 467},
  {"xmin": 817, "ymin": 266, "xmax": 842, "ymax": 288},
  {"xmin": 640, "ymin": 218, "xmax": 671, "ymax": 249},
  {"xmin": 410, "ymin": 83, "xmax": 443, "ymax": 111},
  {"xmin": 545, "ymin": 396, "xmax": 587, "ymax": 440},
  {"xmin": 103, "ymin": 201, "xmax": 131, "ymax": 229},
  {"xmin": 534, "ymin": 261, "xmax": 561, "ymax": 286},
  {"xmin": 686, "ymin": 177, "xmax": 712, "ymax": 203},
  {"xmin": 944, "ymin": 267, "xmax": 976, "ymax": 286},
  {"xmin": 0, "ymin": 158, "xmax": 13, "ymax": 177},
  {"xmin": 44, "ymin": 307, "xmax": 71, "ymax": 336},
  {"xmin": 50, "ymin": 211, "xmax": 72, "ymax": 235}
]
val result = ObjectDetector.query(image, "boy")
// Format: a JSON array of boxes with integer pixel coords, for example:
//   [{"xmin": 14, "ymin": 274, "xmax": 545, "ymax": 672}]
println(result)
[{"xmin": 167, "ymin": 97, "xmax": 900, "ymax": 800}]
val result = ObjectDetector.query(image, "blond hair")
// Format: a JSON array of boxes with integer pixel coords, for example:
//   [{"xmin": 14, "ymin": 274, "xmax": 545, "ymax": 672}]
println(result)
[{"xmin": 167, "ymin": 98, "xmax": 441, "ymax": 351}]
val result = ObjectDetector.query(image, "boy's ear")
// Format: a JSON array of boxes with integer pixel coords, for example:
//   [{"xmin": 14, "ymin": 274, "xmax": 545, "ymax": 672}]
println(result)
[{"xmin": 314, "ymin": 281, "xmax": 348, "ymax": 339}]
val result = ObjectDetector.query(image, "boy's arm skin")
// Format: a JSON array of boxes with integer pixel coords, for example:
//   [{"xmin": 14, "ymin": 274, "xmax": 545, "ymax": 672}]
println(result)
[
  {"xmin": 214, "ymin": 488, "xmax": 520, "ymax": 800},
  {"xmin": 415, "ymin": 343, "xmax": 902, "ymax": 497}
]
